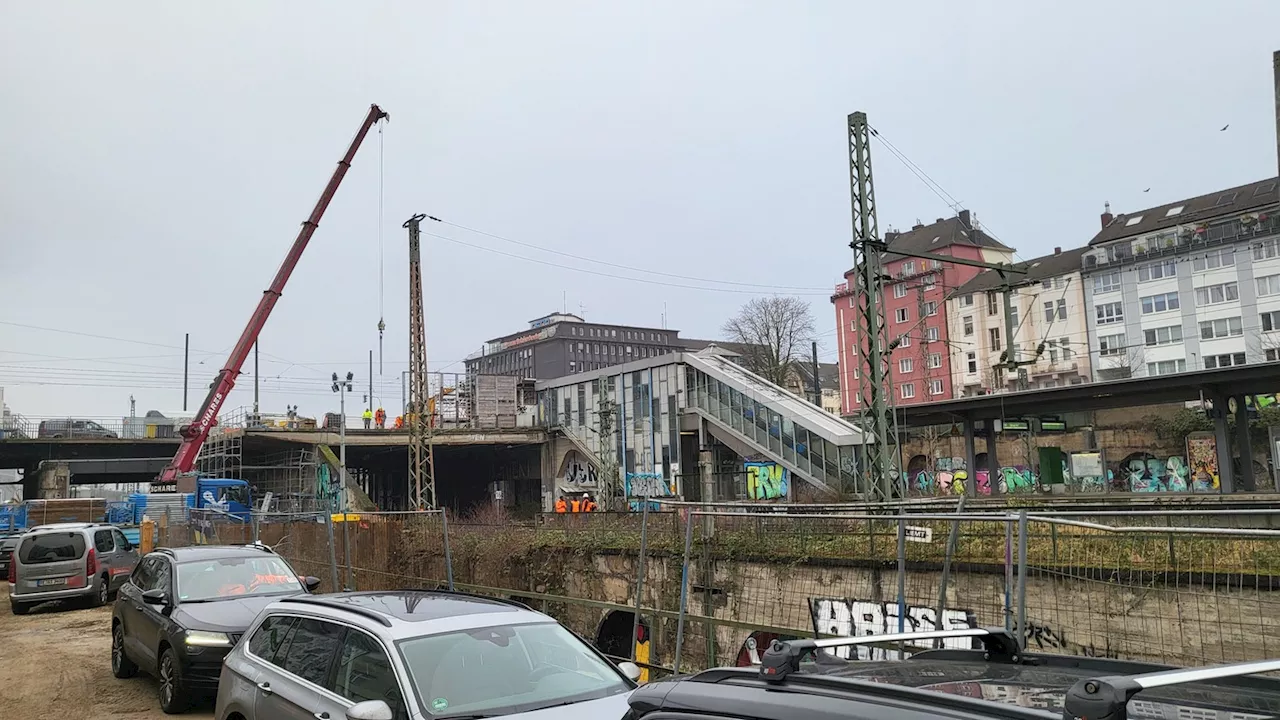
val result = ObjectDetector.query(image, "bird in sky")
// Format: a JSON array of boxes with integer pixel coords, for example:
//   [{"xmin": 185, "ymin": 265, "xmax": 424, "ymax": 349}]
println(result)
[
  {"xmin": 1221, "ymin": 124, "xmax": 1230, "ymax": 131},
  {"xmin": 1144, "ymin": 188, "xmax": 1151, "ymax": 193}
]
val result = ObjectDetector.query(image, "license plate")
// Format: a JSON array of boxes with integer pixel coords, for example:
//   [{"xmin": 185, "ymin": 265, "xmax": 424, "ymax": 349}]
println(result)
[{"xmin": 36, "ymin": 578, "xmax": 67, "ymax": 587}]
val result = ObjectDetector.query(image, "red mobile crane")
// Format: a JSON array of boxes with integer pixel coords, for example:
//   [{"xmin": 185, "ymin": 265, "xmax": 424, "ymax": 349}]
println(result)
[{"xmin": 156, "ymin": 104, "xmax": 389, "ymax": 485}]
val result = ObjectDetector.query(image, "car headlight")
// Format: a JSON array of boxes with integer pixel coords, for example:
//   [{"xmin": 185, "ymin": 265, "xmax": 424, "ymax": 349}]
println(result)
[{"xmin": 185, "ymin": 630, "xmax": 233, "ymax": 647}]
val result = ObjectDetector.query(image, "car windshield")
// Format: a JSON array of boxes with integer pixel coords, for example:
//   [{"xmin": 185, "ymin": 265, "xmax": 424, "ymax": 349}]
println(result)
[
  {"xmin": 397, "ymin": 621, "xmax": 630, "ymax": 718},
  {"xmin": 176, "ymin": 555, "xmax": 302, "ymax": 602}
]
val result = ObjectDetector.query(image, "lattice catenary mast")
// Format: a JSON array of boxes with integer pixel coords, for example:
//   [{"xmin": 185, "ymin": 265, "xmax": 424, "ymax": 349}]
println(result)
[{"xmin": 403, "ymin": 213, "xmax": 436, "ymax": 510}]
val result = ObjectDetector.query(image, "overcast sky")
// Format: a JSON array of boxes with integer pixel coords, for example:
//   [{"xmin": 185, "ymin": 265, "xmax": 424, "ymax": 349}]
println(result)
[{"xmin": 2, "ymin": 1, "xmax": 1278, "ymax": 421}]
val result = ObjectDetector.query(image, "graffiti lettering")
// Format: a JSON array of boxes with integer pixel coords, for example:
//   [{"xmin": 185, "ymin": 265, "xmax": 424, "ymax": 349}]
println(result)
[
  {"xmin": 998, "ymin": 466, "xmax": 1038, "ymax": 494},
  {"xmin": 745, "ymin": 462, "xmax": 788, "ymax": 500},
  {"xmin": 624, "ymin": 472, "xmax": 673, "ymax": 498},
  {"xmin": 1024, "ymin": 620, "xmax": 1118, "ymax": 659},
  {"xmin": 1185, "ymin": 434, "xmax": 1221, "ymax": 492},
  {"xmin": 562, "ymin": 451, "xmax": 599, "ymax": 487},
  {"xmin": 810, "ymin": 598, "xmax": 977, "ymax": 660}
]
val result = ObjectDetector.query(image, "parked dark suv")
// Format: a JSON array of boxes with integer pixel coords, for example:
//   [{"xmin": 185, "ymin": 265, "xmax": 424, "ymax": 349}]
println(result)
[
  {"xmin": 625, "ymin": 628, "xmax": 1280, "ymax": 720},
  {"xmin": 111, "ymin": 544, "xmax": 320, "ymax": 714}
]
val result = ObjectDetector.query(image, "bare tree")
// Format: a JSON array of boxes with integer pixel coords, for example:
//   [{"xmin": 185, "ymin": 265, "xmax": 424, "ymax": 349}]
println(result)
[{"xmin": 722, "ymin": 296, "xmax": 816, "ymax": 385}]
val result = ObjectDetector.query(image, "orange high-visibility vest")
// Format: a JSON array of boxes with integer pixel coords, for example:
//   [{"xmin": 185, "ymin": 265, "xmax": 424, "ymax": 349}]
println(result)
[
  {"xmin": 583, "ymin": 499, "xmax": 598, "ymax": 512},
  {"xmin": 570, "ymin": 498, "xmax": 582, "ymax": 513},
  {"xmin": 555, "ymin": 498, "xmax": 568, "ymax": 513}
]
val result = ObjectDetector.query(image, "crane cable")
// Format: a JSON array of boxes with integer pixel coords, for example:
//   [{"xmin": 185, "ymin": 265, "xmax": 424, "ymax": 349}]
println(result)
[{"xmin": 376, "ymin": 121, "xmax": 385, "ymax": 409}]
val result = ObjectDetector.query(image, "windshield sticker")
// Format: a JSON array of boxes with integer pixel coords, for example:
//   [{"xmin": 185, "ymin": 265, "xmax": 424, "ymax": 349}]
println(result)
[{"xmin": 431, "ymin": 698, "xmax": 448, "ymax": 711}]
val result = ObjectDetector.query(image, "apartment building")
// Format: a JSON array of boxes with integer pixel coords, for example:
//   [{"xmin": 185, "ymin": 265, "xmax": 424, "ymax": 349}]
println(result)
[
  {"xmin": 947, "ymin": 247, "xmax": 1091, "ymax": 396},
  {"xmin": 1081, "ymin": 177, "xmax": 1280, "ymax": 380},
  {"xmin": 465, "ymin": 312, "xmax": 679, "ymax": 380},
  {"xmin": 832, "ymin": 211, "xmax": 1013, "ymax": 414}
]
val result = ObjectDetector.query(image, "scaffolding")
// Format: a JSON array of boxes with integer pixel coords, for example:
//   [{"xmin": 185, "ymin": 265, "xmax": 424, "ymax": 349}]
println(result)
[{"xmin": 195, "ymin": 422, "xmax": 320, "ymax": 513}]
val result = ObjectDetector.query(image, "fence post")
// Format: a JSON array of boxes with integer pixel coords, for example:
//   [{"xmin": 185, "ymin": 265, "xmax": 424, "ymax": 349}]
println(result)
[
  {"xmin": 1016, "ymin": 510, "xmax": 1028, "ymax": 649},
  {"xmin": 934, "ymin": 496, "xmax": 965, "ymax": 648},
  {"xmin": 701, "ymin": 512, "xmax": 716, "ymax": 666},
  {"xmin": 673, "ymin": 509, "xmax": 696, "ymax": 673},
  {"xmin": 341, "ymin": 508, "xmax": 354, "ymax": 591},
  {"xmin": 441, "ymin": 508, "xmax": 455, "ymax": 591},
  {"xmin": 630, "ymin": 498, "xmax": 650, "ymax": 663},
  {"xmin": 896, "ymin": 516, "xmax": 907, "ymax": 658},
  {"xmin": 1004, "ymin": 519, "xmax": 1013, "ymax": 631},
  {"xmin": 324, "ymin": 510, "xmax": 340, "ymax": 593}
]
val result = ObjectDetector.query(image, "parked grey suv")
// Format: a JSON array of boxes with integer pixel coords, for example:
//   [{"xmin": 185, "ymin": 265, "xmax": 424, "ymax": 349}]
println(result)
[
  {"xmin": 9, "ymin": 522, "xmax": 139, "ymax": 614},
  {"xmin": 215, "ymin": 590, "xmax": 641, "ymax": 720}
]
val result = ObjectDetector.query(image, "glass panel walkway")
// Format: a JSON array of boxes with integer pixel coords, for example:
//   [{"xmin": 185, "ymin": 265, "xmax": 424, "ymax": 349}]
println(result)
[{"xmin": 683, "ymin": 352, "xmax": 867, "ymax": 494}]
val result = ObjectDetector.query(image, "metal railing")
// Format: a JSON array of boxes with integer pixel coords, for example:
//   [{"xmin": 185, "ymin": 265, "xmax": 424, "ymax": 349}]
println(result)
[{"xmin": 153, "ymin": 505, "xmax": 1280, "ymax": 680}]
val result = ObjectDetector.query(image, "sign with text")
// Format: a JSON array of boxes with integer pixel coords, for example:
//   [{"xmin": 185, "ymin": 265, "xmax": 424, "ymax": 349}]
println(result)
[{"xmin": 904, "ymin": 526, "xmax": 933, "ymax": 543}]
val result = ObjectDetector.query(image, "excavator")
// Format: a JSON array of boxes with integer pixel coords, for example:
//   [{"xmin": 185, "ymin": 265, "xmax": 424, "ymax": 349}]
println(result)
[{"xmin": 155, "ymin": 104, "xmax": 389, "ymax": 486}]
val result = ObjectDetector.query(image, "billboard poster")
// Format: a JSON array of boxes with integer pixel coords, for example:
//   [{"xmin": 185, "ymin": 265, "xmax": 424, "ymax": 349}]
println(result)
[{"xmin": 1185, "ymin": 432, "xmax": 1221, "ymax": 492}]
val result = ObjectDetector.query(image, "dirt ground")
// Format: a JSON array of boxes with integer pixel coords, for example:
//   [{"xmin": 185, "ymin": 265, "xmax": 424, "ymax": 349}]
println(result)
[{"xmin": 0, "ymin": 582, "xmax": 215, "ymax": 720}]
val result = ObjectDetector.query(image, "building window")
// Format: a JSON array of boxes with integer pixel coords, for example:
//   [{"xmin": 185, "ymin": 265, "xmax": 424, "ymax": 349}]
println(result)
[
  {"xmin": 899, "ymin": 334, "xmax": 911, "ymax": 348},
  {"xmin": 1137, "ymin": 259, "xmax": 1177, "ymax": 282},
  {"xmin": 1193, "ymin": 247, "xmax": 1235, "ymax": 272},
  {"xmin": 1268, "ymin": 348, "xmax": 1280, "ymax": 362},
  {"xmin": 1054, "ymin": 277, "xmax": 1065, "ymax": 289},
  {"xmin": 963, "ymin": 316, "xmax": 974, "ymax": 336},
  {"xmin": 1199, "ymin": 317, "xmax": 1243, "ymax": 339},
  {"xmin": 899, "ymin": 358, "xmax": 914, "ymax": 374},
  {"xmin": 928, "ymin": 352, "xmax": 942, "ymax": 369},
  {"xmin": 1060, "ymin": 338, "xmax": 1073, "ymax": 360},
  {"xmin": 1055, "ymin": 298, "xmax": 1067, "ymax": 320},
  {"xmin": 988, "ymin": 328, "xmax": 1002, "ymax": 351},
  {"xmin": 902, "ymin": 261, "xmax": 916, "ymax": 276},
  {"xmin": 1140, "ymin": 291, "xmax": 1180, "ymax": 314},
  {"xmin": 1009, "ymin": 305, "xmax": 1019, "ymax": 327},
  {"xmin": 926, "ymin": 326, "xmax": 940, "ymax": 342},
  {"xmin": 1043, "ymin": 302, "xmax": 1055, "ymax": 323},
  {"xmin": 568, "ymin": 361, "xmax": 576, "ymax": 372},
  {"xmin": 1096, "ymin": 302, "xmax": 1124, "ymax": 325},
  {"xmin": 966, "ymin": 352, "xmax": 977, "ymax": 374},
  {"xmin": 895, "ymin": 307, "xmax": 909, "ymax": 323},
  {"xmin": 1147, "ymin": 359, "xmax": 1187, "ymax": 376},
  {"xmin": 924, "ymin": 301, "xmax": 938, "ymax": 316},
  {"xmin": 1146, "ymin": 325, "xmax": 1184, "ymax": 346},
  {"xmin": 1255, "ymin": 238, "xmax": 1280, "ymax": 261},
  {"xmin": 961, "ymin": 294, "xmax": 974, "ymax": 307},
  {"xmin": 894, "ymin": 283, "xmax": 908, "ymax": 299},
  {"xmin": 1047, "ymin": 340, "xmax": 1059, "ymax": 363},
  {"xmin": 929, "ymin": 379, "xmax": 944, "ymax": 395},
  {"xmin": 1204, "ymin": 353, "xmax": 1246, "ymax": 369},
  {"xmin": 987, "ymin": 292, "xmax": 999, "ymax": 316},
  {"xmin": 1258, "ymin": 274, "xmax": 1280, "ymax": 297},
  {"xmin": 1099, "ymin": 333, "xmax": 1126, "ymax": 357},
  {"xmin": 900, "ymin": 383, "xmax": 916, "ymax": 399},
  {"xmin": 923, "ymin": 274, "xmax": 937, "ymax": 289},
  {"xmin": 1194, "ymin": 282, "xmax": 1239, "ymax": 306},
  {"xmin": 1094, "ymin": 271, "xmax": 1121, "ymax": 294},
  {"xmin": 1262, "ymin": 311, "xmax": 1280, "ymax": 332}
]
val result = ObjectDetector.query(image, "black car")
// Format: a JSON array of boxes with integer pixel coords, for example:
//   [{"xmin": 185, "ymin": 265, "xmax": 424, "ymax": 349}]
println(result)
[
  {"xmin": 111, "ymin": 544, "xmax": 320, "ymax": 714},
  {"xmin": 0, "ymin": 531, "xmax": 23, "ymax": 577},
  {"xmin": 626, "ymin": 628, "xmax": 1280, "ymax": 720}
]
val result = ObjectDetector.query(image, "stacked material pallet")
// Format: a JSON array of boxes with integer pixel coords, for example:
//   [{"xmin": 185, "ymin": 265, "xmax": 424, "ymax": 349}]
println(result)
[{"xmin": 23, "ymin": 498, "xmax": 107, "ymax": 526}]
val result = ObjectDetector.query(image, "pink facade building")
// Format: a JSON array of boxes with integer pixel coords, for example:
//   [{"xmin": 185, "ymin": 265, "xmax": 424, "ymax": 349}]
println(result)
[{"xmin": 831, "ymin": 211, "xmax": 1013, "ymax": 416}]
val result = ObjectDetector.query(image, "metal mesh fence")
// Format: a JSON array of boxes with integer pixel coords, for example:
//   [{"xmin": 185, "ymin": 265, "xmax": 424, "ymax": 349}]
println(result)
[{"xmin": 154, "ymin": 506, "xmax": 1280, "ymax": 679}]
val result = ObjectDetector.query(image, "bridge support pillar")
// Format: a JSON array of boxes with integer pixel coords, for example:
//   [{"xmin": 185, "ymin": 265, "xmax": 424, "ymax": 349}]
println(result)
[
  {"xmin": 1212, "ymin": 393, "xmax": 1236, "ymax": 494},
  {"xmin": 21, "ymin": 464, "xmax": 39, "ymax": 501},
  {"xmin": 985, "ymin": 420, "xmax": 1000, "ymax": 496},
  {"xmin": 962, "ymin": 418, "xmax": 976, "ymax": 498},
  {"xmin": 33, "ymin": 461, "xmax": 71, "ymax": 499},
  {"xmin": 1235, "ymin": 394, "xmax": 1256, "ymax": 492}
]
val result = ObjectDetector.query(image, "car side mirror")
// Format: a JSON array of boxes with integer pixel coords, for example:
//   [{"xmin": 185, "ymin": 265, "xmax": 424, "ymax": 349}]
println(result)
[
  {"xmin": 303, "ymin": 576, "xmax": 321, "ymax": 593},
  {"xmin": 346, "ymin": 700, "xmax": 393, "ymax": 720},
  {"xmin": 142, "ymin": 588, "xmax": 168, "ymax": 606},
  {"xmin": 618, "ymin": 661, "xmax": 643, "ymax": 682}
]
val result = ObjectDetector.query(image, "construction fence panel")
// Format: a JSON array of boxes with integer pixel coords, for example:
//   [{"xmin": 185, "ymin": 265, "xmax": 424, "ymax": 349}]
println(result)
[{"xmin": 1020, "ymin": 517, "xmax": 1280, "ymax": 666}]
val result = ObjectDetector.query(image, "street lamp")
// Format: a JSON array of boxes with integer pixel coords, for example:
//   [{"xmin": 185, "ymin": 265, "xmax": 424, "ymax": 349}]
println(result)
[{"xmin": 332, "ymin": 371, "xmax": 355, "ymax": 590}]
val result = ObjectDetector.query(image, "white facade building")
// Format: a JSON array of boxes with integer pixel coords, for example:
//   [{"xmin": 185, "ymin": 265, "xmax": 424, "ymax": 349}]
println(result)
[
  {"xmin": 947, "ymin": 247, "xmax": 1092, "ymax": 396},
  {"xmin": 1081, "ymin": 179, "xmax": 1280, "ymax": 380}
]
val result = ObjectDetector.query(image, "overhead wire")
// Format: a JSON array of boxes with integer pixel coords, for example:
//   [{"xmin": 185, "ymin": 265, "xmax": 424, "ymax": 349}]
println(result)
[{"xmin": 426, "ymin": 216, "xmax": 833, "ymax": 293}]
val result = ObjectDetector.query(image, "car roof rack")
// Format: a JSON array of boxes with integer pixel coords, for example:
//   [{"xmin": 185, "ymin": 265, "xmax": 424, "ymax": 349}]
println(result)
[
  {"xmin": 760, "ymin": 627, "xmax": 1021, "ymax": 682},
  {"xmin": 276, "ymin": 596, "xmax": 394, "ymax": 627},
  {"xmin": 413, "ymin": 587, "xmax": 534, "ymax": 612},
  {"xmin": 1063, "ymin": 657, "xmax": 1280, "ymax": 720}
]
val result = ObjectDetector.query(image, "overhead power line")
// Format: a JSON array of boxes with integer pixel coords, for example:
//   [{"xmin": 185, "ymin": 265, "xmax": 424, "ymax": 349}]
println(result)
[{"xmin": 426, "ymin": 215, "xmax": 834, "ymax": 294}]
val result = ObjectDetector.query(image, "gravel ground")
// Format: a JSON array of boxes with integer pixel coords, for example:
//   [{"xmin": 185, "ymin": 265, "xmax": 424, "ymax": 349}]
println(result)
[{"xmin": 0, "ymin": 581, "xmax": 215, "ymax": 719}]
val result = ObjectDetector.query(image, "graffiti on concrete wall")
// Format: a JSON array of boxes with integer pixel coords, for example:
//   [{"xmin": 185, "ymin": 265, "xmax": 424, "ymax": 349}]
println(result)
[
  {"xmin": 745, "ymin": 462, "xmax": 789, "ymax": 500},
  {"xmin": 810, "ymin": 598, "xmax": 977, "ymax": 660},
  {"xmin": 625, "ymin": 472, "xmax": 673, "ymax": 498},
  {"xmin": 1115, "ymin": 453, "xmax": 1189, "ymax": 492},
  {"xmin": 561, "ymin": 450, "xmax": 599, "ymax": 488},
  {"xmin": 1024, "ymin": 620, "xmax": 1118, "ymax": 659},
  {"xmin": 997, "ymin": 466, "xmax": 1038, "ymax": 494},
  {"xmin": 1186, "ymin": 433, "xmax": 1222, "ymax": 492}
]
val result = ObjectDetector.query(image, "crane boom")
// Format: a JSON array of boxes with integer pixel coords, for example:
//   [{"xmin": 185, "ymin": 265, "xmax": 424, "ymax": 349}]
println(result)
[{"xmin": 157, "ymin": 104, "xmax": 389, "ymax": 484}]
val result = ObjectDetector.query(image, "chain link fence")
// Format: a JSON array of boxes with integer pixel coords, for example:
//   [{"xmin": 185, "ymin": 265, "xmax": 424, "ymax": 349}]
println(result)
[{"xmin": 150, "ymin": 505, "xmax": 1280, "ymax": 679}]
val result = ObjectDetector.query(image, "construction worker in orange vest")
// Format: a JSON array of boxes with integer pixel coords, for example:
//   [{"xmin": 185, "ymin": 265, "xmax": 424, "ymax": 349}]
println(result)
[
  {"xmin": 393, "ymin": 415, "xmax": 404, "ymax": 430},
  {"xmin": 582, "ymin": 493, "xmax": 598, "ymax": 512},
  {"xmin": 375, "ymin": 407, "xmax": 386, "ymax": 429},
  {"xmin": 554, "ymin": 496, "xmax": 568, "ymax": 513},
  {"xmin": 569, "ymin": 495, "xmax": 583, "ymax": 513}
]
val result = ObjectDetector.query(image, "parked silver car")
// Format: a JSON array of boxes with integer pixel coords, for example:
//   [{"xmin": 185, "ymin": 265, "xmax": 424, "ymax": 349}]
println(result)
[
  {"xmin": 8, "ymin": 522, "xmax": 140, "ymax": 614},
  {"xmin": 215, "ymin": 590, "xmax": 640, "ymax": 720}
]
